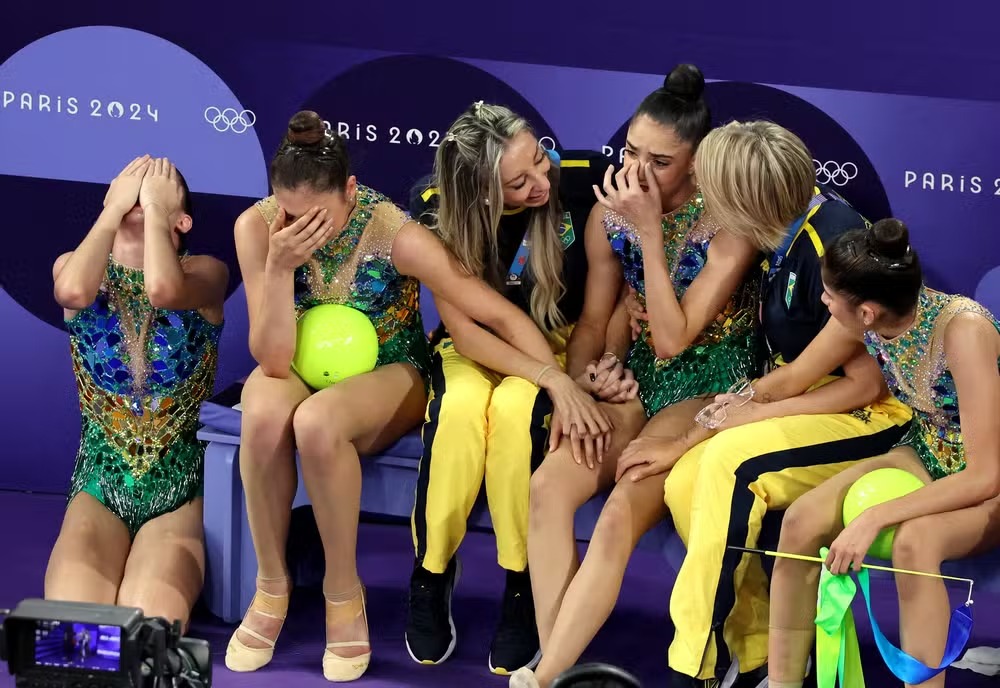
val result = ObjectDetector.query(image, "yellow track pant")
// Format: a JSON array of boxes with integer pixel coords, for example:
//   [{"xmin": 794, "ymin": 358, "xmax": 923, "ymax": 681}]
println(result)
[
  {"xmin": 411, "ymin": 332, "xmax": 568, "ymax": 573},
  {"xmin": 664, "ymin": 377, "xmax": 912, "ymax": 679}
]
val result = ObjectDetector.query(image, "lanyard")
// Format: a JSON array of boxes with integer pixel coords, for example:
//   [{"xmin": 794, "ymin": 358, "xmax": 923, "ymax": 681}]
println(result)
[
  {"xmin": 768, "ymin": 191, "xmax": 828, "ymax": 281},
  {"xmin": 505, "ymin": 148, "xmax": 561, "ymax": 286},
  {"xmin": 506, "ymin": 234, "xmax": 532, "ymax": 285}
]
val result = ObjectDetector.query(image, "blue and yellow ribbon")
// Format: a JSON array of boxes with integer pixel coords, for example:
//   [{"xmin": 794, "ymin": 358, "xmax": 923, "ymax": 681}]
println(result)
[{"xmin": 728, "ymin": 545, "xmax": 975, "ymax": 686}]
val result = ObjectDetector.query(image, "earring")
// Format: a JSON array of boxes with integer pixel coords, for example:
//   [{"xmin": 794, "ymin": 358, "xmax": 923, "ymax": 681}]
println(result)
[{"xmin": 484, "ymin": 199, "xmax": 490, "ymax": 206}]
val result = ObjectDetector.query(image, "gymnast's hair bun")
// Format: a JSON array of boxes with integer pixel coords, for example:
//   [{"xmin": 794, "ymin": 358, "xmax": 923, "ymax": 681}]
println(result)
[
  {"xmin": 286, "ymin": 110, "xmax": 327, "ymax": 146},
  {"xmin": 869, "ymin": 218, "xmax": 910, "ymax": 259},
  {"xmin": 663, "ymin": 64, "xmax": 706, "ymax": 102}
]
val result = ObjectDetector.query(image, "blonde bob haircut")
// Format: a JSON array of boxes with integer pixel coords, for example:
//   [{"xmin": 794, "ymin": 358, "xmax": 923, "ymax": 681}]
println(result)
[{"xmin": 695, "ymin": 120, "xmax": 815, "ymax": 252}]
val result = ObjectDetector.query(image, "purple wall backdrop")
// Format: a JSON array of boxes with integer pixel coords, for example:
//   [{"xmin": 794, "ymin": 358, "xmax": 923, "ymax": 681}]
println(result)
[{"xmin": 2, "ymin": 4, "xmax": 1000, "ymax": 493}]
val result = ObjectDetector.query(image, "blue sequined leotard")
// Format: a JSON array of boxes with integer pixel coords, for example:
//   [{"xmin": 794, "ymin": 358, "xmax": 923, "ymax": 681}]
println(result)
[
  {"xmin": 864, "ymin": 287, "xmax": 1000, "ymax": 480},
  {"xmin": 605, "ymin": 191, "xmax": 760, "ymax": 417},
  {"xmin": 255, "ymin": 185, "xmax": 431, "ymax": 386},
  {"xmin": 67, "ymin": 257, "xmax": 222, "ymax": 537}
]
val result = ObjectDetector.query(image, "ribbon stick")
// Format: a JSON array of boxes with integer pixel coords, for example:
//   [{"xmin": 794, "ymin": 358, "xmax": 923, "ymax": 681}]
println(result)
[
  {"xmin": 729, "ymin": 545, "xmax": 976, "ymax": 686},
  {"xmin": 726, "ymin": 546, "xmax": 975, "ymax": 605}
]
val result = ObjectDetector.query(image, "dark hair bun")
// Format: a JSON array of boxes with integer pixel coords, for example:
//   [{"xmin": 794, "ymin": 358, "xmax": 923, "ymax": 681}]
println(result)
[
  {"xmin": 870, "ymin": 218, "xmax": 910, "ymax": 259},
  {"xmin": 287, "ymin": 110, "xmax": 327, "ymax": 146},
  {"xmin": 662, "ymin": 64, "xmax": 705, "ymax": 102}
]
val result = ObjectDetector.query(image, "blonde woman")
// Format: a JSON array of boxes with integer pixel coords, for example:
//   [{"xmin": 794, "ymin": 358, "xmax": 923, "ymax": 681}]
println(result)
[
  {"xmin": 619, "ymin": 122, "xmax": 911, "ymax": 686},
  {"xmin": 511, "ymin": 67, "xmax": 798, "ymax": 688},
  {"xmin": 406, "ymin": 102, "xmax": 618, "ymax": 674}
]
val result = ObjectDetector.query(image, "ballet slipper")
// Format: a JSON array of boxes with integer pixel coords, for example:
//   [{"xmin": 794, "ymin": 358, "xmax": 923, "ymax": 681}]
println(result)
[
  {"xmin": 322, "ymin": 582, "xmax": 371, "ymax": 682},
  {"xmin": 509, "ymin": 667, "xmax": 541, "ymax": 688},
  {"xmin": 225, "ymin": 576, "xmax": 291, "ymax": 672}
]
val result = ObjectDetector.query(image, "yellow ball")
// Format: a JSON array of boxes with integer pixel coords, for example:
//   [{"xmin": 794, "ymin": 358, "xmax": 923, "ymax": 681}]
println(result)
[
  {"xmin": 291, "ymin": 305, "xmax": 379, "ymax": 390},
  {"xmin": 842, "ymin": 467, "xmax": 925, "ymax": 560}
]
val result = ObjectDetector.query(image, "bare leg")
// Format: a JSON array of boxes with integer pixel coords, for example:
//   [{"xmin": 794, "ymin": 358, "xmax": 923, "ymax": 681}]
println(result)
[
  {"xmin": 528, "ymin": 399, "xmax": 646, "ymax": 650},
  {"xmin": 892, "ymin": 495, "xmax": 1000, "ymax": 688},
  {"xmin": 116, "ymin": 498, "xmax": 205, "ymax": 633},
  {"xmin": 44, "ymin": 493, "xmax": 131, "ymax": 604},
  {"xmin": 533, "ymin": 398, "xmax": 707, "ymax": 687},
  {"xmin": 294, "ymin": 362, "xmax": 426, "ymax": 678},
  {"xmin": 228, "ymin": 368, "xmax": 310, "ymax": 665},
  {"xmin": 768, "ymin": 448, "xmax": 920, "ymax": 684}
]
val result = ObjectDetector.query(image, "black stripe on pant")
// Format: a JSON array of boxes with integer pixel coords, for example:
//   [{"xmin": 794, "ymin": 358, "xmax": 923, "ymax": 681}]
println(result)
[
  {"xmin": 708, "ymin": 421, "xmax": 910, "ymax": 677},
  {"xmin": 413, "ymin": 351, "xmax": 446, "ymax": 565}
]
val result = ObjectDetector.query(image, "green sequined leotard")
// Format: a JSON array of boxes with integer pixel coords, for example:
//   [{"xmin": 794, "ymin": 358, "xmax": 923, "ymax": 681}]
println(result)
[
  {"xmin": 604, "ymin": 192, "xmax": 761, "ymax": 417},
  {"xmin": 67, "ymin": 258, "xmax": 222, "ymax": 537},
  {"xmin": 255, "ymin": 185, "xmax": 431, "ymax": 385},
  {"xmin": 864, "ymin": 287, "xmax": 1000, "ymax": 480}
]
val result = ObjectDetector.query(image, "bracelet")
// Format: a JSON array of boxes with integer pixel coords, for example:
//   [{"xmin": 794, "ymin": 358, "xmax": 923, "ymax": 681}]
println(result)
[{"xmin": 533, "ymin": 364, "xmax": 554, "ymax": 386}]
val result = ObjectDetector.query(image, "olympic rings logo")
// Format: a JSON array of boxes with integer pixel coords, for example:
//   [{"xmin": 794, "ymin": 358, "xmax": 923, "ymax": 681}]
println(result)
[
  {"xmin": 204, "ymin": 107, "xmax": 256, "ymax": 134},
  {"xmin": 814, "ymin": 159, "xmax": 858, "ymax": 187}
]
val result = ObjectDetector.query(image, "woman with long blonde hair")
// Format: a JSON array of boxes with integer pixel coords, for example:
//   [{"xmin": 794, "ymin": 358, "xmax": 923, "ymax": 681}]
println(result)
[{"xmin": 406, "ymin": 101, "xmax": 620, "ymax": 675}]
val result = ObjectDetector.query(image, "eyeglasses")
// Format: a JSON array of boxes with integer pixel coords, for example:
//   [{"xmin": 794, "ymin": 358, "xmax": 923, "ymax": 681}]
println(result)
[{"xmin": 694, "ymin": 377, "xmax": 755, "ymax": 429}]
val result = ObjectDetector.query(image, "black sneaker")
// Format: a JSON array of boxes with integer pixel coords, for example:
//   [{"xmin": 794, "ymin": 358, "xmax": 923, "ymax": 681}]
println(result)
[
  {"xmin": 405, "ymin": 557, "xmax": 461, "ymax": 664},
  {"xmin": 488, "ymin": 569, "xmax": 541, "ymax": 675}
]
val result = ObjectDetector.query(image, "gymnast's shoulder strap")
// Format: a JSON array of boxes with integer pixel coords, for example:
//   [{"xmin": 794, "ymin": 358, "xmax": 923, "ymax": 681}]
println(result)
[
  {"xmin": 367, "ymin": 193, "xmax": 410, "ymax": 242},
  {"xmin": 255, "ymin": 195, "xmax": 280, "ymax": 226}
]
